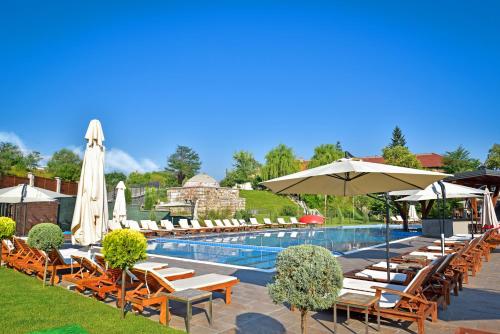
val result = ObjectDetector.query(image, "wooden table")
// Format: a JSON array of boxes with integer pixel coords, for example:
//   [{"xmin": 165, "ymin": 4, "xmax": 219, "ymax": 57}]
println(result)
[
  {"xmin": 334, "ymin": 292, "xmax": 380, "ymax": 334},
  {"xmin": 165, "ymin": 289, "xmax": 213, "ymax": 333}
]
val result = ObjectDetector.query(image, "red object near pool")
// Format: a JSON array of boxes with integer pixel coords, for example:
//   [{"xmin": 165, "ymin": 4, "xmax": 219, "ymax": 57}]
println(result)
[{"xmin": 299, "ymin": 215, "xmax": 325, "ymax": 224}]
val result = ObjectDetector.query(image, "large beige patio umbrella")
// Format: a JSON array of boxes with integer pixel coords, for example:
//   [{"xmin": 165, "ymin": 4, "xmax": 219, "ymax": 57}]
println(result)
[
  {"xmin": 71, "ymin": 120, "xmax": 108, "ymax": 246},
  {"xmin": 262, "ymin": 158, "xmax": 449, "ymax": 280},
  {"xmin": 112, "ymin": 181, "xmax": 127, "ymax": 224},
  {"xmin": 480, "ymin": 188, "xmax": 499, "ymax": 228}
]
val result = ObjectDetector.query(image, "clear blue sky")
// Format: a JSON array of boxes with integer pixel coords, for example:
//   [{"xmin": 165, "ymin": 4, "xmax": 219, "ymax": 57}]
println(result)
[{"xmin": 1, "ymin": 1, "xmax": 499, "ymax": 179}]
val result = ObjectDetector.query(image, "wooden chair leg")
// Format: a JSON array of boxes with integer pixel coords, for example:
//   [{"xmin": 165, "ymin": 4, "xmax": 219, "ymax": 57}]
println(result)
[{"xmin": 225, "ymin": 287, "xmax": 232, "ymax": 304}]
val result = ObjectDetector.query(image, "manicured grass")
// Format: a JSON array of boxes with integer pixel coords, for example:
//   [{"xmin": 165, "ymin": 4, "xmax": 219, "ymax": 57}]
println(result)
[
  {"xmin": 0, "ymin": 267, "xmax": 184, "ymax": 334},
  {"xmin": 240, "ymin": 190, "xmax": 296, "ymax": 215}
]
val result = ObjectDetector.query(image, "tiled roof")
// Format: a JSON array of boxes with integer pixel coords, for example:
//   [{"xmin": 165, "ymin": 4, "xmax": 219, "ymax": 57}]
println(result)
[{"xmin": 359, "ymin": 153, "xmax": 444, "ymax": 168}]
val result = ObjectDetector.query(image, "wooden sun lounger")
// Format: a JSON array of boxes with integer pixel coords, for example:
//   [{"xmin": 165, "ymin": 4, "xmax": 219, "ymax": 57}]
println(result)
[
  {"xmin": 223, "ymin": 219, "xmax": 242, "ymax": 231},
  {"xmin": 147, "ymin": 221, "xmax": 175, "ymax": 237},
  {"xmin": 277, "ymin": 218, "xmax": 294, "ymax": 228},
  {"xmin": 204, "ymin": 220, "xmax": 226, "ymax": 233},
  {"xmin": 339, "ymin": 265, "xmax": 438, "ymax": 334},
  {"xmin": 190, "ymin": 220, "xmax": 211, "ymax": 233},
  {"xmin": 263, "ymin": 218, "xmax": 280, "ymax": 228},
  {"xmin": 231, "ymin": 219, "xmax": 250, "ymax": 231},
  {"xmin": 249, "ymin": 218, "xmax": 265, "ymax": 229},
  {"xmin": 178, "ymin": 219, "xmax": 200, "ymax": 234},
  {"xmin": 128, "ymin": 220, "xmax": 156, "ymax": 237},
  {"xmin": 290, "ymin": 217, "xmax": 307, "ymax": 227},
  {"xmin": 161, "ymin": 220, "xmax": 188, "ymax": 235}
]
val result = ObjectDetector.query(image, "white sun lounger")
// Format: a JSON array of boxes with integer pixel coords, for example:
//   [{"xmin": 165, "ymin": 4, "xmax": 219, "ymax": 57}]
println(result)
[
  {"xmin": 424, "ymin": 245, "xmax": 453, "ymax": 251},
  {"xmin": 263, "ymin": 218, "xmax": 278, "ymax": 227},
  {"xmin": 161, "ymin": 220, "xmax": 187, "ymax": 234},
  {"xmin": 355, "ymin": 269, "xmax": 407, "ymax": 283},
  {"xmin": 408, "ymin": 251, "xmax": 443, "ymax": 260},
  {"xmin": 249, "ymin": 218, "xmax": 264, "ymax": 228},
  {"xmin": 108, "ymin": 220, "xmax": 123, "ymax": 231},
  {"xmin": 277, "ymin": 217, "xmax": 293, "ymax": 227}
]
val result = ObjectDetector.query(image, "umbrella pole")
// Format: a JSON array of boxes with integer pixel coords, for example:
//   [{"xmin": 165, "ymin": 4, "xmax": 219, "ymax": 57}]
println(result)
[
  {"xmin": 468, "ymin": 199, "xmax": 474, "ymax": 239},
  {"xmin": 385, "ymin": 193, "xmax": 391, "ymax": 282},
  {"xmin": 438, "ymin": 181, "xmax": 446, "ymax": 256}
]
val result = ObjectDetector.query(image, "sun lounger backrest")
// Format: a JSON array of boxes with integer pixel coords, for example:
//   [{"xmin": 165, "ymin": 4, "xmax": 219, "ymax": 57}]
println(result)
[
  {"xmin": 277, "ymin": 218, "xmax": 286, "ymax": 225},
  {"xmin": 148, "ymin": 221, "xmax": 160, "ymax": 230},
  {"xmin": 204, "ymin": 220, "xmax": 215, "ymax": 228},
  {"xmin": 128, "ymin": 220, "xmax": 141, "ymax": 231},
  {"xmin": 179, "ymin": 219, "xmax": 191, "ymax": 229},
  {"xmin": 140, "ymin": 220, "xmax": 151, "ymax": 229},
  {"xmin": 435, "ymin": 253, "xmax": 456, "ymax": 274},
  {"xmin": 231, "ymin": 219, "xmax": 241, "ymax": 226},
  {"xmin": 214, "ymin": 220, "xmax": 225, "ymax": 227},
  {"xmin": 290, "ymin": 217, "xmax": 299, "ymax": 224},
  {"xmin": 130, "ymin": 268, "xmax": 176, "ymax": 294},
  {"xmin": 238, "ymin": 219, "xmax": 247, "ymax": 225},
  {"xmin": 222, "ymin": 219, "xmax": 233, "ymax": 227},
  {"xmin": 109, "ymin": 220, "xmax": 123, "ymax": 231},
  {"xmin": 249, "ymin": 218, "xmax": 259, "ymax": 225},
  {"xmin": 403, "ymin": 265, "xmax": 433, "ymax": 294},
  {"xmin": 263, "ymin": 218, "xmax": 273, "ymax": 225},
  {"xmin": 191, "ymin": 220, "xmax": 202, "ymax": 229},
  {"xmin": 2, "ymin": 239, "xmax": 14, "ymax": 252}
]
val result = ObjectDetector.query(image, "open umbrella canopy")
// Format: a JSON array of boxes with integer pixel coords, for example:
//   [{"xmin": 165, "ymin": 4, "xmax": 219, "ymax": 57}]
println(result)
[
  {"xmin": 71, "ymin": 119, "xmax": 108, "ymax": 246},
  {"xmin": 112, "ymin": 181, "xmax": 127, "ymax": 224},
  {"xmin": 480, "ymin": 188, "xmax": 499, "ymax": 228},
  {"xmin": 299, "ymin": 215, "xmax": 325, "ymax": 224},
  {"xmin": 0, "ymin": 184, "xmax": 70, "ymax": 203},
  {"xmin": 395, "ymin": 182, "xmax": 485, "ymax": 202},
  {"xmin": 261, "ymin": 158, "xmax": 449, "ymax": 196}
]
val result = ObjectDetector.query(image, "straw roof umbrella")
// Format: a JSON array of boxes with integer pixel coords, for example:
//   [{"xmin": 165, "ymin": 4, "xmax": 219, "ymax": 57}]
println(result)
[
  {"xmin": 480, "ymin": 188, "xmax": 499, "ymax": 228},
  {"xmin": 112, "ymin": 181, "xmax": 127, "ymax": 224},
  {"xmin": 262, "ymin": 158, "xmax": 448, "ymax": 280},
  {"xmin": 71, "ymin": 120, "xmax": 108, "ymax": 246}
]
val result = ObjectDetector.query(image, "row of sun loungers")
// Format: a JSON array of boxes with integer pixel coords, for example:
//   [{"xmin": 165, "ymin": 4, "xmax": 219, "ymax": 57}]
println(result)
[
  {"xmin": 109, "ymin": 217, "xmax": 308, "ymax": 237},
  {"xmin": 2, "ymin": 236, "xmax": 240, "ymax": 327},
  {"xmin": 336, "ymin": 227, "xmax": 500, "ymax": 334}
]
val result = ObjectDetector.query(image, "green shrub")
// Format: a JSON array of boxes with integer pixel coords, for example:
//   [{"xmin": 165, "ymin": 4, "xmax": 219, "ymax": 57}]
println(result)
[
  {"xmin": 268, "ymin": 245, "xmax": 343, "ymax": 334},
  {"xmin": 234, "ymin": 210, "xmax": 251, "ymax": 221},
  {"xmin": 280, "ymin": 205, "xmax": 298, "ymax": 217},
  {"xmin": 102, "ymin": 229, "xmax": 147, "ymax": 270},
  {"xmin": 27, "ymin": 223, "xmax": 64, "ymax": 286},
  {"xmin": 125, "ymin": 187, "xmax": 132, "ymax": 205},
  {"xmin": 148, "ymin": 211, "xmax": 157, "ymax": 221},
  {"xmin": 28, "ymin": 223, "xmax": 64, "ymax": 252},
  {"xmin": 0, "ymin": 217, "xmax": 16, "ymax": 240}
]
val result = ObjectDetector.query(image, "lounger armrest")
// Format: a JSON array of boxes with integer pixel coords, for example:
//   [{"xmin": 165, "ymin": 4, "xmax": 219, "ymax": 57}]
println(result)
[{"xmin": 371, "ymin": 286, "xmax": 431, "ymax": 304}]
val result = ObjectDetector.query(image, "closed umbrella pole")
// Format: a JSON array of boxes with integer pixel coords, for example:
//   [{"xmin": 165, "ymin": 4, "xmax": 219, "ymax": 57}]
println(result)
[
  {"xmin": 438, "ymin": 181, "xmax": 446, "ymax": 256},
  {"xmin": 385, "ymin": 193, "xmax": 391, "ymax": 281}
]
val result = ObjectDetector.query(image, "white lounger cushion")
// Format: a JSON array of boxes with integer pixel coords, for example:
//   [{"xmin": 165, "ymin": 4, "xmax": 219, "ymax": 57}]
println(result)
[
  {"xmin": 371, "ymin": 262, "xmax": 402, "ymax": 270},
  {"xmin": 135, "ymin": 261, "xmax": 169, "ymax": 270},
  {"xmin": 339, "ymin": 288, "xmax": 400, "ymax": 308},
  {"xmin": 355, "ymin": 269, "xmax": 407, "ymax": 283},
  {"xmin": 155, "ymin": 267, "xmax": 195, "ymax": 278},
  {"xmin": 343, "ymin": 278, "xmax": 406, "ymax": 293},
  {"xmin": 169, "ymin": 273, "xmax": 237, "ymax": 291},
  {"xmin": 409, "ymin": 251, "xmax": 442, "ymax": 260},
  {"xmin": 426, "ymin": 246, "xmax": 453, "ymax": 251},
  {"xmin": 58, "ymin": 248, "xmax": 89, "ymax": 265}
]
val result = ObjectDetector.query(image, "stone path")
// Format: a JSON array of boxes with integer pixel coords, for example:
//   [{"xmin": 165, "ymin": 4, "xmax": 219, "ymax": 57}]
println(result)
[{"xmin": 133, "ymin": 237, "xmax": 500, "ymax": 334}]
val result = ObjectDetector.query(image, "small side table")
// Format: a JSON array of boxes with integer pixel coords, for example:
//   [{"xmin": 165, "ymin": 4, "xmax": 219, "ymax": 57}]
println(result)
[
  {"xmin": 165, "ymin": 289, "xmax": 213, "ymax": 333},
  {"xmin": 334, "ymin": 292, "xmax": 380, "ymax": 334}
]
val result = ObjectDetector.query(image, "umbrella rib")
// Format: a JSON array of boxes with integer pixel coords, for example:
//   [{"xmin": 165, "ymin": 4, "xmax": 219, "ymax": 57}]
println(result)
[
  {"xmin": 382, "ymin": 173, "xmax": 425, "ymax": 190},
  {"xmin": 275, "ymin": 177, "xmax": 313, "ymax": 194}
]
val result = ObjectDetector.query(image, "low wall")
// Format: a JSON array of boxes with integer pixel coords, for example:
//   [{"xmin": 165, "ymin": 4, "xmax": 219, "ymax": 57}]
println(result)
[{"xmin": 422, "ymin": 219, "xmax": 470, "ymax": 238}]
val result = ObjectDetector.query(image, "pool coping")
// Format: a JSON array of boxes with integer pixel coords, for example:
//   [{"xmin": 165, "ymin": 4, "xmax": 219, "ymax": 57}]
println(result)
[{"xmin": 145, "ymin": 226, "xmax": 421, "ymax": 273}]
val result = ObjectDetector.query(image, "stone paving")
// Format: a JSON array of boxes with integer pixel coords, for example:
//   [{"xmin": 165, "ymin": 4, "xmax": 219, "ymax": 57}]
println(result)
[{"xmin": 124, "ymin": 235, "xmax": 500, "ymax": 334}]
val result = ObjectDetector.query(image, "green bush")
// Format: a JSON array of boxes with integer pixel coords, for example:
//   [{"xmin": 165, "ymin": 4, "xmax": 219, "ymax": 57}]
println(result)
[
  {"xmin": 102, "ymin": 229, "xmax": 147, "ymax": 270},
  {"xmin": 148, "ymin": 211, "xmax": 157, "ymax": 221},
  {"xmin": 280, "ymin": 205, "xmax": 298, "ymax": 217},
  {"xmin": 234, "ymin": 210, "xmax": 251, "ymax": 221},
  {"xmin": 0, "ymin": 217, "xmax": 16, "ymax": 240},
  {"xmin": 27, "ymin": 223, "xmax": 64, "ymax": 252},
  {"xmin": 268, "ymin": 245, "xmax": 343, "ymax": 334}
]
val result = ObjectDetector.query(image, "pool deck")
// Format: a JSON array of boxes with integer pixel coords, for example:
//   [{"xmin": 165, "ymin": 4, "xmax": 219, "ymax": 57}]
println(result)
[
  {"xmin": 63, "ymin": 234, "xmax": 495, "ymax": 334},
  {"xmin": 123, "ymin": 235, "xmax": 500, "ymax": 334}
]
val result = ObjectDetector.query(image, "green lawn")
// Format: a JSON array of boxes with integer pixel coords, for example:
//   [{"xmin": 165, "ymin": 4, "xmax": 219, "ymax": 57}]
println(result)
[
  {"xmin": 0, "ymin": 267, "xmax": 184, "ymax": 334},
  {"xmin": 240, "ymin": 190, "xmax": 296, "ymax": 215}
]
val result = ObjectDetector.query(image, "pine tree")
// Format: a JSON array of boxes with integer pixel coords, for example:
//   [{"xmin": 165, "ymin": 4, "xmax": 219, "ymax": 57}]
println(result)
[{"xmin": 389, "ymin": 126, "xmax": 407, "ymax": 148}]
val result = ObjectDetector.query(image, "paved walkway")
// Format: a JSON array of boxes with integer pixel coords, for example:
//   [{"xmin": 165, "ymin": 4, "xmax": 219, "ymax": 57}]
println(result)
[{"xmin": 131, "ymin": 237, "xmax": 500, "ymax": 334}]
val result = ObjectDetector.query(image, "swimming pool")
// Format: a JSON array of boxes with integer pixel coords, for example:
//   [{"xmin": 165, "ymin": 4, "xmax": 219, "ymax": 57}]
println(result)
[{"xmin": 146, "ymin": 225, "xmax": 421, "ymax": 270}]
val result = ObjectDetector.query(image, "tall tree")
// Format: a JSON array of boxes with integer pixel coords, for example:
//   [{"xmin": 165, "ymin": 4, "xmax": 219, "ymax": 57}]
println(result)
[
  {"xmin": 382, "ymin": 146, "xmax": 422, "ymax": 169},
  {"xmin": 221, "ymin": 150, "xmax": 261, "ymax": 187},
  {"xmin": 166, "ymin": 145, "xmax": 201, "ymax": 185},
  {"xmin": 105, "ymin": 171, "xmax": 127, "ymax": 190},
  {"xmin": 485, "ymin": 143, "xmax": 500, "ymax": 170},
  {"xmin": 0, "ymin": 142, "xmax": 25, "ymax": 175},
  {"xmin": 308, "ymin": 144, "xmax": 344, "ymax": 169},
  {"xmin": 261, "ymin": 144, "xmax": 299, "ymax": 180},
  {"xmin": 442, "ymin": 145, "xmax": 481, "ymax": 174},
  {"xmin": 0, "ymin": 142, "xmax": 42, "ymax": 175},
  {"xmin": 46, "ymin": 149, "xmax": 82, "ymax": 181},
  {"xmin": 388, "ymin": 126, "xmax": 407, "ymax": 148}
]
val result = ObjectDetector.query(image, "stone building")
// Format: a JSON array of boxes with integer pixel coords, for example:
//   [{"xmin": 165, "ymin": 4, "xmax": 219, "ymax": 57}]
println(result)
[{"xmin": 165, "ymin": 174, "xmax": 245, "ymax": 217}]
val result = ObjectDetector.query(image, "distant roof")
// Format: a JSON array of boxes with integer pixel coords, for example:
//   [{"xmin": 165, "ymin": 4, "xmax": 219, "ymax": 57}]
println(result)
[
  {"xmin": 183, "ymin": 173, "xmax": 220, "ymax": 188},
  {"xmin": 359, "ymin": 153, "xmax": 443, "ymax": 168},
  {"xmin": 446, "ymin": 168, "xmax": 500, "ymax": 187}
]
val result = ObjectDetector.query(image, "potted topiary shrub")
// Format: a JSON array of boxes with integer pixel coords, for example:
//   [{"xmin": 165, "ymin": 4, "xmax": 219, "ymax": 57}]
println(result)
[
  {"xmin": 102, "ymin": 229, "xmax": 147, "ymax": 318},
  {"xmin": 268, "ymin": 245, "xmax": 343, "ymax": 334},
  {"xmin": 27, "ymin": 223, "xmax": 64, "ymax": 286},
  {"xmin": 0, "ymin": 217, "xmax": 16, "ymax": 267}
]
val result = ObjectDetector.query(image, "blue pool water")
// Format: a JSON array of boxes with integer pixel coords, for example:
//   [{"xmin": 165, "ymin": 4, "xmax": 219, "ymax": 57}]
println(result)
[{"xmin": 146, "ymin": 225, "xmax": 421, "ymax": 270}]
